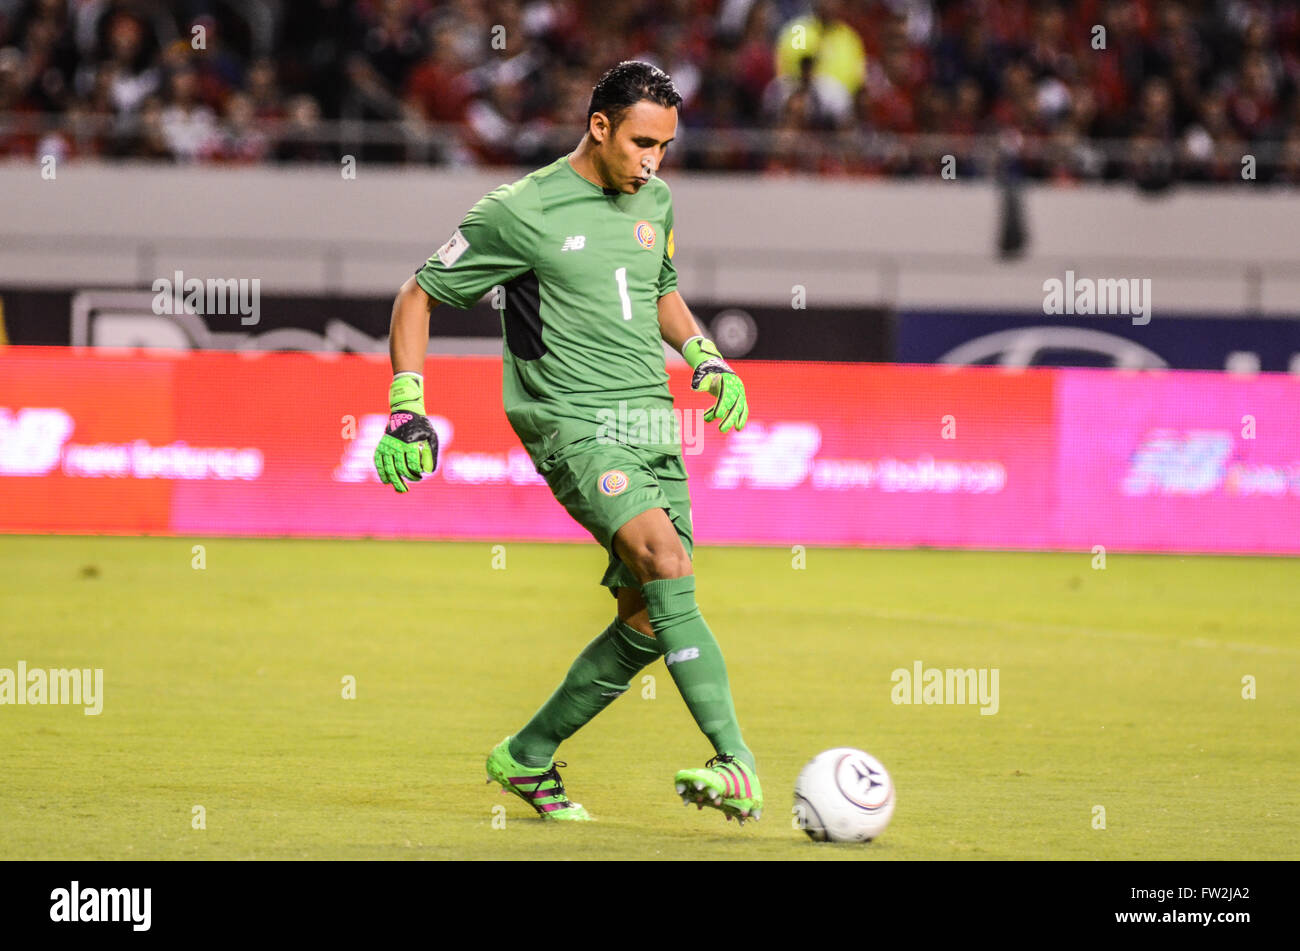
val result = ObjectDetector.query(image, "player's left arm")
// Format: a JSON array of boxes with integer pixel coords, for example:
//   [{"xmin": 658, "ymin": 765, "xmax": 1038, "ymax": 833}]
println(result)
[{"xmin": 657, "ymin": 290, "xmax": 748, "ymax": 433}]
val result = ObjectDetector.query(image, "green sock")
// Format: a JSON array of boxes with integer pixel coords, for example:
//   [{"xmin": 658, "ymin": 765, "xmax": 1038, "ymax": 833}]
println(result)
[
  {"xmin": 509, "ymin": 618, "xmax": 662, "ymax": 768},
  {"xmin": 641, "ymin": 575, "xmax": 755, "ymax": 772}
]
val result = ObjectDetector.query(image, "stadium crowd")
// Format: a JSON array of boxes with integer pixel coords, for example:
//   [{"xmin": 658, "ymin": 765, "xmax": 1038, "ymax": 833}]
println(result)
[{"xmin": 0, "ymin": 0, "xmax": 1298, "ymax": 184}]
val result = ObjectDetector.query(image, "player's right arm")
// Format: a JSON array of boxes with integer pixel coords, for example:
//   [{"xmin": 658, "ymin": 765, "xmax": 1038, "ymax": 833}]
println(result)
[
  {"xmin": 373, "ymin": 185, "xmax": 535, "ymax": 493},
  {"xmin": 390, "ymin": 275, "xmax": 438, "ymax": 375},
  {"xmin": 374, "ymin": 276, "xmax": 441, "ymax": 493}
]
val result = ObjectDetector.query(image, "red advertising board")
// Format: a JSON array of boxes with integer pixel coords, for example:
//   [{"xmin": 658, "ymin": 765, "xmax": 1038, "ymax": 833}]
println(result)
[{"xmin": 3, "ymin": 347, "xmax": 1298, "ymax": 554}]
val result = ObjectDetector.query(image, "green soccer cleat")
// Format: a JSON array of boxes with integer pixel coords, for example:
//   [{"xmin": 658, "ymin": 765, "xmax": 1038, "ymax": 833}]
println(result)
[
  {"xmin": 485, "ymin": 737, "xmax": 591, "ymax": 821},
  {"xmin": 674, "ymin": 753, "xmax": 763, "ymax": 826}
]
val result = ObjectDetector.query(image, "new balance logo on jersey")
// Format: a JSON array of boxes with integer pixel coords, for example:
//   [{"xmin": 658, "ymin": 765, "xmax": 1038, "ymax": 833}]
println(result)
[
  {"xmin": 665, "ymin": 647, "xmax": 700, "ymax": 666},
  {"xmin": 560, "ymin": 235, "xmax": 586, "ymax": 251}
]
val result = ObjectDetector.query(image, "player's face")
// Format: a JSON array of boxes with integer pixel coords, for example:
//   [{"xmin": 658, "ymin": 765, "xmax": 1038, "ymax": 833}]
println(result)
[{"xmin": 593, "ymin": 100, "xmax": 677, "ymax": 194}]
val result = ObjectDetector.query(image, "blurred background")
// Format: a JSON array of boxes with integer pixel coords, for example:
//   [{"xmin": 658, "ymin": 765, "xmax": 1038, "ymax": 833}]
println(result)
[
  {"xmin": 1, "ymin": 0, "xmax": 1299, "ymax": 553},
  {"xmin": 2, "ymin": 0, "xmax": 1299, "ymax": 182}
]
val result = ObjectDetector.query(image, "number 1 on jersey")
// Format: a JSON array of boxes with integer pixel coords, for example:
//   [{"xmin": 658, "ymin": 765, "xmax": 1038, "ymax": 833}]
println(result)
[{"xmin": 614, "ymin": 267, "xmax": 632, "ymax": 321}]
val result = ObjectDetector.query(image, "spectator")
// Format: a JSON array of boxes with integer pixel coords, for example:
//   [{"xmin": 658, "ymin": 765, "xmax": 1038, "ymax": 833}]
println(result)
[
  {"xmin": 0, "ymin": 45, "xmax": 38, "ymax": 154},
  {"xmin": 245, "ymin": 58, "xmax": 284, "ymax": 119},
  {"xmin": 185, "ymin": 16, "xmax": 245, "ymax": 111},
  {"xmin": 404, "ymin": 22, "xmax": 471, "ymax": 124},
  {"xmin": 357, "ymin": 0, "xmax": 423, "ymax": 90},
  {"xmin": 100, "ymin": 11, "xmax": 159, "ymax": 114},
  {"xmin": 214, "ymin": 91, "xmax": 269, "ymax": 163},
  {"xmin": 1182, "ymin": 91, "xmax": 1247, "ymax": 182},
  {"xmin": 120, "ymin": 95, "xmax": 174, "ymax": 160},
  {"xmin": 160, "ymin": 62, "xmax": 217, "ymax": 160},
  {"xmin": 1228, "ymin": 51, "xmax": 1281, "ymax": 140},
  {"xmin": 773, "ymin": 0, "xmax": 867, "ymax": 100},
  {"xmin": 765, "ymin": 52, "xmax": 851, "ymax": 129},
  {"xmin": 1274, "ymin": 127, "xmax": 1300, "ymax": 184},
  {"xmin": 274, "ymin": 93, "xmax": 329, "ymax": 162},
  {"xmin": 733, "ymin": 0, "xmax": 777, "ymax": 124}
]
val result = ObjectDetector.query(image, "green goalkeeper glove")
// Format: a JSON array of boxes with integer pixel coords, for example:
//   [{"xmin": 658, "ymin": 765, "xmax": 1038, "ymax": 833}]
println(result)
[
  {"xmin": 683, "ymin": 336, "xmax": 748, "ymax": 433},
  {"xmin": 374, "ymin": 373, "xmax": 438, "ymax": 493}
]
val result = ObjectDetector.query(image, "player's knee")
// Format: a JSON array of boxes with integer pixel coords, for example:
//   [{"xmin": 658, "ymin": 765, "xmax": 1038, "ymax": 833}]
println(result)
[
  {"xmin": 615, "ymin": 512, "xmax": 692, "ymax": 583},
  {"xmin": 632, "ymin": 547, "xmax": 692, "ymax": 582}
]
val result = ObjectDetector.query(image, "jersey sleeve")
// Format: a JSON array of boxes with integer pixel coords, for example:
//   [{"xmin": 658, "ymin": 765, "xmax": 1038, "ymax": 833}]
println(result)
[
  {"xmin": 415, "ymin": 185, "xmax": 536, "ymax": 309},
  {"xmin": 657, "ymin": 202, "xmax": 678, "ymax": 298}
]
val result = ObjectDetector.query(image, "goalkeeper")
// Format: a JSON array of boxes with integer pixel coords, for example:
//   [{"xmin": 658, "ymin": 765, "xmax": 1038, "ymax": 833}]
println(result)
[{"xmin": 373, "ymin": 61, "xmax": 760, "ymax": 825}]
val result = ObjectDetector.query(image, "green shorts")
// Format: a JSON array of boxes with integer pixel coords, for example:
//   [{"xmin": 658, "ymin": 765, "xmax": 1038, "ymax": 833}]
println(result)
[{"xmin": 536, "ymin": 436, "xmax": 694, "ymax": 595}]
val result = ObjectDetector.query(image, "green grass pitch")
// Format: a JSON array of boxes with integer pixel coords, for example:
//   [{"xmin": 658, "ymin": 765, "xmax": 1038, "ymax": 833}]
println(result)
[{"xmin": 1, "ymin": 535, "xmax": 1296, "ymax": 860}]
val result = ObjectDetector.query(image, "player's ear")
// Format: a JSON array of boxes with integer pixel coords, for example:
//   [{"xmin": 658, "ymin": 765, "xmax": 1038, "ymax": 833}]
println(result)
[{"xmin": 589, "ymin": 111, "xmax": 610, "ymax": 144}]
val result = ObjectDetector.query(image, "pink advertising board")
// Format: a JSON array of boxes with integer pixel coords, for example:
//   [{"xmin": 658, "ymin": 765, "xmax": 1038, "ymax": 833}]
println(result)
[{"xmin": 1054, "ymin": 369, "xmax": 1300, "ymax": 554}]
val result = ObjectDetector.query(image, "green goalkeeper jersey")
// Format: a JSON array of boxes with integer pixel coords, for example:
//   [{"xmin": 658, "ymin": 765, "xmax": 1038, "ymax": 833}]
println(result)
[{"xmin": 415, "ymin": 154, "xmax": 680, "ymax": 464}]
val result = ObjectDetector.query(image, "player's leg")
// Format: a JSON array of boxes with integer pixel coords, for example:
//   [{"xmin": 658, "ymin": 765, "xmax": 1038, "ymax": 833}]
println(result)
[
  {"xmin": 486, "ymin": 440, "xmax": 668, "ymax": 817},
  {"xmin": 507, "ymin": 611, "xmax": 661, "ymax": 768},
  {"xmin": 486, "ymin": 604, "xmax": 659, "ymax": 820},
  {"xmin": 614, "ymin": 509, "xmax": 752, "ymax": 768},
  {"xmin": 614, "ymin": 508, "xmax": 761, "ymax": 821}
]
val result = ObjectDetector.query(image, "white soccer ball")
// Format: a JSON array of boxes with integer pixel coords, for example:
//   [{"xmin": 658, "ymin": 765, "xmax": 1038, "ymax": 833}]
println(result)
[{"xmin": 793, "ymin": 748, "xmax": 896, "ymax": 842}]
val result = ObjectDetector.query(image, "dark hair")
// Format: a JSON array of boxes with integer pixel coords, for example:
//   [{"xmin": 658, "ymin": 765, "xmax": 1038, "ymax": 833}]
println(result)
[{"xmin": 587, "ymin": 60, "xmax": 682, "ymax": 128}]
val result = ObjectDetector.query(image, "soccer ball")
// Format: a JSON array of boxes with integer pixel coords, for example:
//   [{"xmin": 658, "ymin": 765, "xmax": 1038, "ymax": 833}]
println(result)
[{"xmin": 793, "ymin": 748, "xmax": 895, "ymax": 842}]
